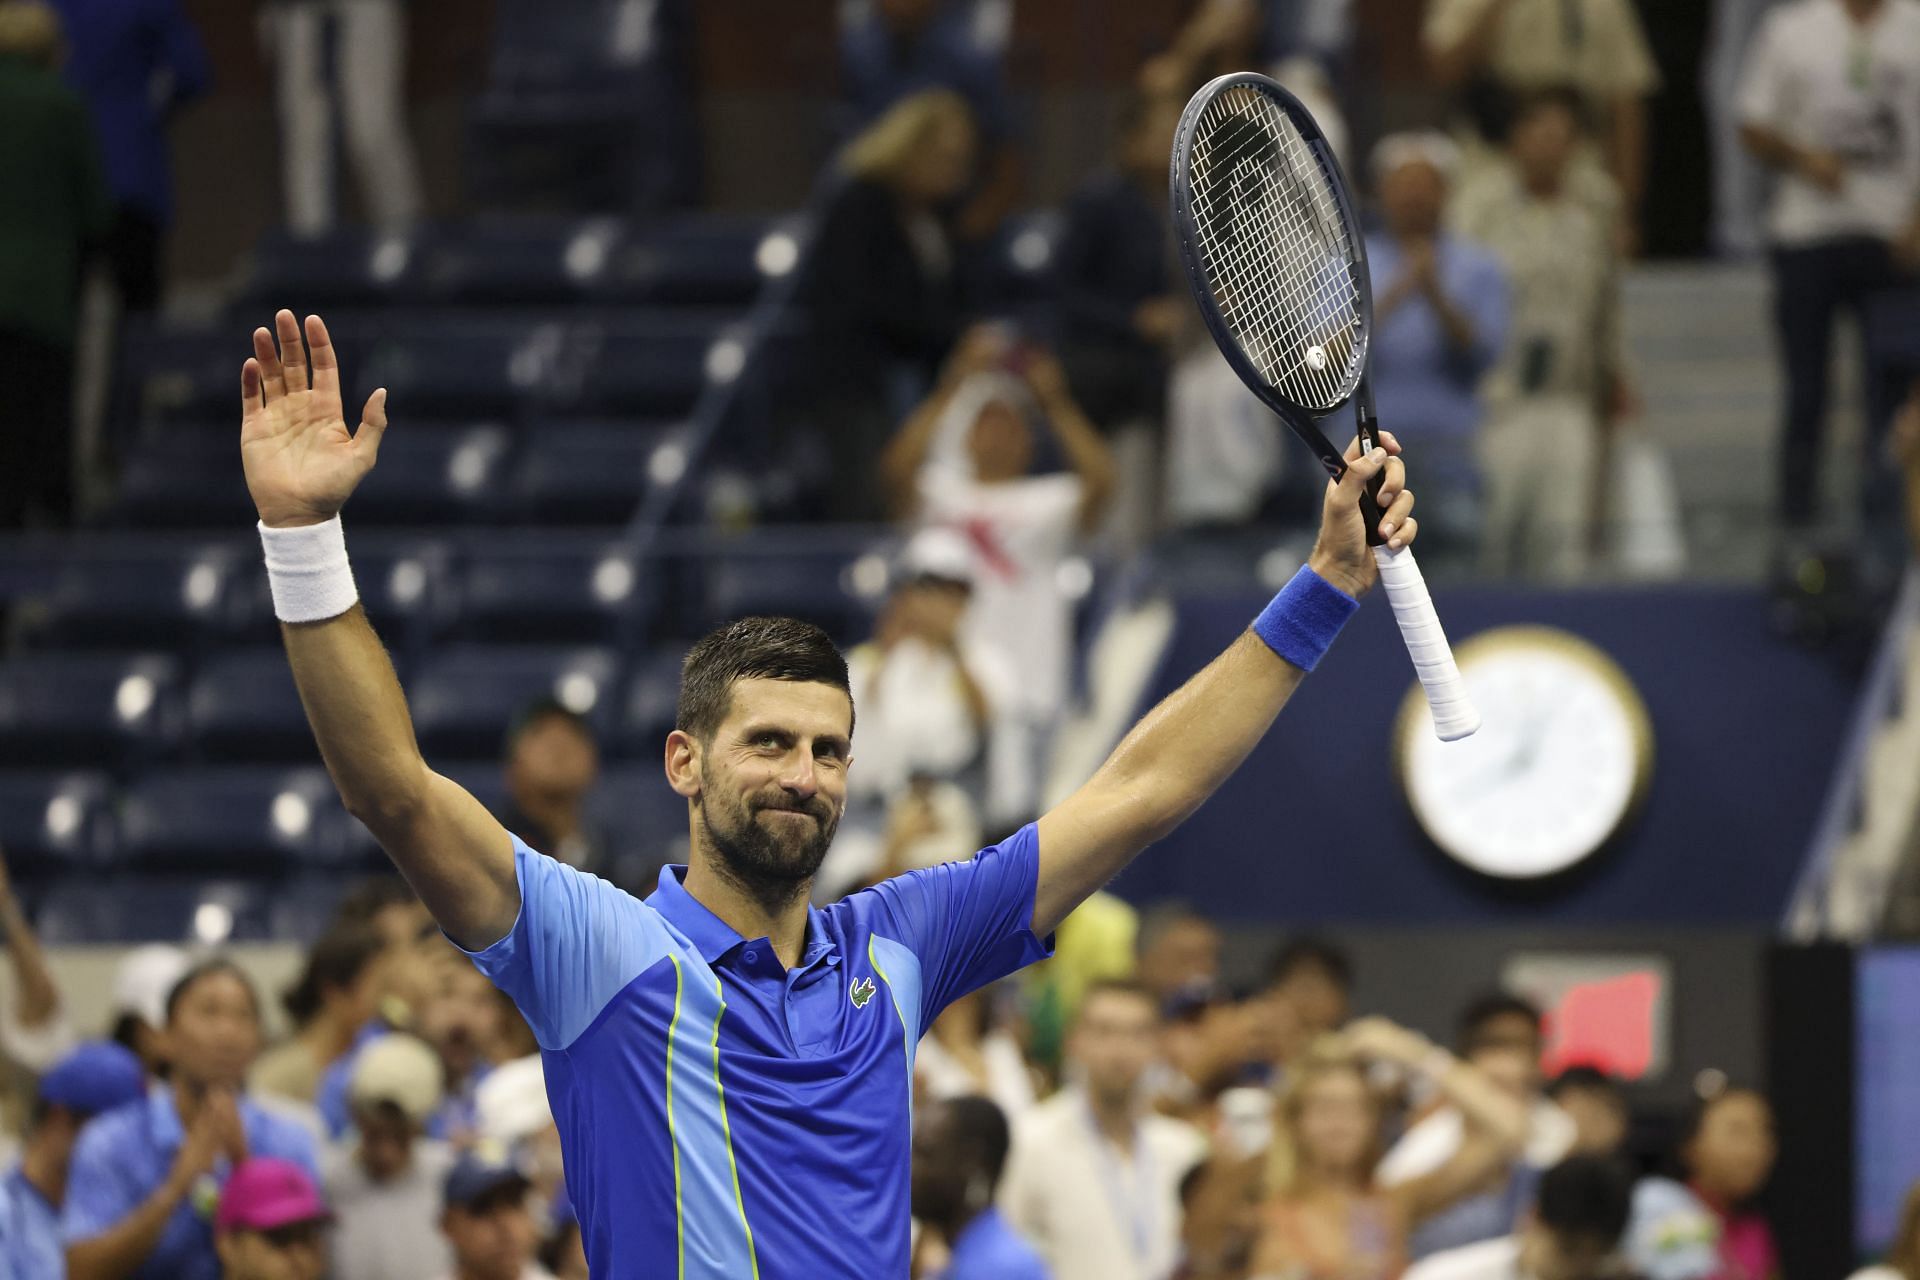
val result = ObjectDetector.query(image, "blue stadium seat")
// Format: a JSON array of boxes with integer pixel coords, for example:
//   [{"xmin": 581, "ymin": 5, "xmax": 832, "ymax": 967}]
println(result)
[
  {"xmin": 612, "ymin": 646, "xmax": 685, "ymax": 757},
  {"xmin": 363, "ymin": 323, "xmax": 555, "ymax": 420},
  {"xmin": 240, "ymin": 227, "xmax": 420, "ymax": 309},
  {"xmin": 29, "ymin": 548, "xmax": 241, "ymax": 650},
  {"xmin": 35, "ymin": 877, "xmax": 275, "ymax": 945},
  {"xmin": 345, "ymin": 425, "xmax": 511, "ymax": 526},
  {"xmin": 122, "ymin": 324, "xmax": 241, "ymax": 425},
  {"xmin": 409, "ymin": 645, "xmax": 621, "ymax": 757},
  {"xmin": 505, "ymin": 422, "xmax": 678, "ymax": 525},
  {"xmin": 454, "ymin": 535, "xmax": 652, "ymax": 645},
  {"xmin": 225, "ymin": 537, "xmax": 455, "ymax": 655},
  {"xmin": 267, "ymin": 874, "xmax": 355, "ymax": 944},
  {"xmin": 118, "ymin": 765, "xmax": 350, "ymax": 872},
  {"xmin": 188, "ymin": 649, "xmax": 318, "ymax": 763},
  {"xmin": 111, "ymin": 434, "xmax": 258, "ymax": 528},
  {"xmin": 0, "ymin": 772, "xmax": 117, "ymax": 876},
  {"xmin": 589, "ymin": 761, "xmax": 692, "ymax": 872},
  {"xmin": 600, "ymin": 216, "xmax": 778, "ymax": 307},
  {"xmin": 700, "ymin": 540, "xmax": 886, "ymax": 642},
  {"xmin": 419, "ymin": 219, "xmax": 620, "ymax": 304},
  {"xmin": 0, "ymin": 654, "xmax": 181, "ymax": 767},
  {"xmin": 555, "ymin": 320, "xmax": 718, "ymax": 418}
]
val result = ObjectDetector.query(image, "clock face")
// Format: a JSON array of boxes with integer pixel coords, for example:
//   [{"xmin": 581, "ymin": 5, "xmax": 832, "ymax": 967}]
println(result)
[{"xmin": 1397, "ymin": 627, "xmax": 1652, "ymax": 880}]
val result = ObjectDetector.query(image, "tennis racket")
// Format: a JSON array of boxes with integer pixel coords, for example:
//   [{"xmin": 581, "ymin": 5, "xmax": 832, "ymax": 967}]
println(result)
[{"xmin": 1170, "ymin": 72, "xmax": 1479, "ymax": 741}]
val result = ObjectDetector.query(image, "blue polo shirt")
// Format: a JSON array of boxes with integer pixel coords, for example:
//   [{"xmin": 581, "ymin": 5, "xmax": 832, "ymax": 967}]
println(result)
[
  {"xmin": 62, "ymin": 1089, "xmax": 318, "ymax": 1280},
  {"xmin": 466, "ymin": 823, "xmax": 1053, "ymax": 1279},
  {"xmin": 3, "ymin": 1165, "xmax": 58, "ymax": 1279}
]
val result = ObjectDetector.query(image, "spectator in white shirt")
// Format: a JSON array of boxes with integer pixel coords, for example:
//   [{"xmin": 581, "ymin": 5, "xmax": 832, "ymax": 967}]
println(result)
[
  {"xmin": 1849, "ymin": 1178, "xmax": 1920, "ymax": 1280},
  {"xmin": 1403, "ymin": 1155, "xmax": 1636, "ymax": 1280},
  {"xmin": 1737, "ymin": 0, "xmax": 1920, "ymax": 539},
  {"xmin": 917, "ymin": 986, "xmax": 1039, "ymax": 1123},
  {"xmin": 324, "ymin": 1032, "xmax": 455, "ymax": 1280},
  {"xmin": 1001, "ymin": 979, "xmax": 1207, "ymax": 1280}
]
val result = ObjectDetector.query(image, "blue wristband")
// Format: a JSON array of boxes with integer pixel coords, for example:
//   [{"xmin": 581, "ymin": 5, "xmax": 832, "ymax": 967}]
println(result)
[{"xmin": 1251, "ymin": 565, "xmax": 1359, "ymax": 672}]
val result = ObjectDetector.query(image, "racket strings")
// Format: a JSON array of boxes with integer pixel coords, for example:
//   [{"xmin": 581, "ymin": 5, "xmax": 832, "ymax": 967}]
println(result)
[{"xmin": 1185, "ymin": 85, "xmax": 1363, "ymax": 411}]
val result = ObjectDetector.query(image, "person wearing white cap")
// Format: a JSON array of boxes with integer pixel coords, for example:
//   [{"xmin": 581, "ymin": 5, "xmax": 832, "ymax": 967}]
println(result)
[
  {"xmin": 322, "ymin": 1034, "xmax": 453, "ymax": 1280},
  {"xmin": 108, "ymin": 945, "xmax": 190, "ymax": 1077}
]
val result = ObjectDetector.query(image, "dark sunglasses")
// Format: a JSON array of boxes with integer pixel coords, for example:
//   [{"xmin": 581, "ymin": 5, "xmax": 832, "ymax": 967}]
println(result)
[{"xmin": 261, "ymin": 1221, "xmax": 326, "ymax": 1250}]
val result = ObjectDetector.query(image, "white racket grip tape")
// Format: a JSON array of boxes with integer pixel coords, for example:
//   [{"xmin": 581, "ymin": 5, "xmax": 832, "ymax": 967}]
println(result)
[{"xmin": 1372, "ymin": 544, "xmax": 1479, "ymax": 741}]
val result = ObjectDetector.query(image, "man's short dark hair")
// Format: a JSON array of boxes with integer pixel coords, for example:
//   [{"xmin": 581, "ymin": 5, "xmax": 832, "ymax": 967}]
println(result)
[
  {"xmin": 945, "ymin": 1095, "xmax": 1012, "ymax": 1187},
  {"xmin": 1509, "ymin": 83, "xmax": 1590, "ymax": 136},
  {"xmin": 1134, "ymin": 902, "xmax": 1214, "ymax": 958},
  {"xmin": 1535, "ymin": 1155, "xmax": 1635, "ymax": 1244},
  {"xmin": 675, "ymin": 616, "xmax": 852, "ymax": 744},
  {"xmin": 165, "ymin": 957, "xmax": 261, "ymax": 1026},
  {"xmin": 1456, "ymin": 991, "xmax": 1542, "ymax": 1054},
  {"xmin": 1549, "ymin": 1065, "xmax": 1625, "ymax": 1104},
  {"xmin": 503, "ymin": 695, "xmax": 595, "ymax": 758},
  {"xmin": 1264, "ymin": 937, "xmax": 1354, "ymax": 992},
  {"xmin": 331, "ymin": 877, "xmax": 420, "ymax": 931}
]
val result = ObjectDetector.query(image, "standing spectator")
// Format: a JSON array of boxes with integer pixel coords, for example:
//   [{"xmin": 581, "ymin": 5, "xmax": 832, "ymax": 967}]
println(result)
[
  {"xmin": 1454, "ymin": 88, "xmax": 1628, "ymax": 580},
  {"xmin": 0, "ymin": 1042, "xmax": 148, "ymax": 1278},
  {"xmin": 1680, "ymin": 1088, "xmax": 1779, "ymax": 1280},
  {"xmin": 323, "ymin": 1034, "xmax": 454, "ymax": 1280},
  {"xmin": 910, "ymin": 1095, "xmax": 1049, "ymax": 1280},
  {"xmin": 1424, "ymin": 0, "xmax": 1659, "ymax": 248},
  {"xmin": 801, "ymin": 89, "xmax": 977, "ymax": 519},
  {"xmin": 1366, "ymin": 133, "xmax": 1509, "ymax": 552},
  {"xmin": 411, "ymin": 945, "xmax": 502, "ymax": 1146},
  {"xmin": 1054, "ymin": 90, "xmax": 1185, "ymax": 546},
  {"xmin": 1264, "ymin": 938, "xmax": 1355, "ymax": 1046},
  {"xmin": 64, "ymin": 959, "xmax": 319, "ymax": 1280},
  {"xmin": 0, "ymin": 0, "xmax": 108, "ymax": 530},
  {"xmin": 1546, "ymin": 1068, "xmax": 1629, "ymax": 1159},
  {"xmin": 839, "ymin": 0, "xmax": 1018, "ymax": 240},
  {"xmin": 211, "ymin": 1158, "xmax": 330, "ymax": 1280},
  {"xmin": 1849, "ymin": 1179, "xmax": 1920, "ymax": 1280},
  {"xmin": 106, "ymin": 946, "xmax": 188, "ymax": 1078},
  {"xmin": 881, "ymin": 332, "xmax": 1116, "ymax": 826},
  {"xmin": 1001, "ymin": 979, "xmax": 1207, "ymax": 1280},
  {"xmin": 0, "ymin": 848, "xmax": 75, "ymax": 1075},
  {"xmin": 251, "ymin": 924, "xmax": 384, "ymax": 1108},
  {"xmin": 1134, "ymin": 904, "xmax": 1221, "ymax": 1011},
  {"xmin": 436, "ymin": 1152, "xmax": 556, "ymax": 1280},
  {"xmin": 916, "ymin": 988, "xmax": 1037, "ymax": 1122},
  {"xmin": 1402, "ymin": 1156, "xmax": 1637, "ymax": 1280},
  {"xmin": 261, "ymin": 0, "xmax": 423, "ymax": 237},
  {"xmin": 1737, "ymin": 0, "xmax": 1920, "ymax": 541},
  {"xmin": 495, "ymin": 699, "xmax": 609, "ymax": 878},
  {"xmin": 43, "ymin": 0, "xmax": 208, "ymax": 312}
]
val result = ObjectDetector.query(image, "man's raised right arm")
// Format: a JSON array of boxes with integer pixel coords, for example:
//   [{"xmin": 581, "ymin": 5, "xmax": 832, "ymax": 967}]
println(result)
[{"xmin": 242, "ymin": 311, "xmax": 517, "ymax": 951}]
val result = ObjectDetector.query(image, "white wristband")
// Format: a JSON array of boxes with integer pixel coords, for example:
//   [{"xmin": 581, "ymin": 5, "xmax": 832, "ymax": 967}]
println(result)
[{"xmin": 259, "ymin": 516, "xmax": 359, "ymax": 623}]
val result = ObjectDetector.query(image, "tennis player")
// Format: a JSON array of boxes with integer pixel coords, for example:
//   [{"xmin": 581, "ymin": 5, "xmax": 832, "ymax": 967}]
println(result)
[{"xmin": 240, "ymin": 309, "xmax": 1419, "ymax": 1278}]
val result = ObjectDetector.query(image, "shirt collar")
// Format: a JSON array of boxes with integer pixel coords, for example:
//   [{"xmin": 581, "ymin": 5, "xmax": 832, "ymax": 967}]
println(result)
[{"xmin": 650, "ymin": 865, "xmax": 840, "ymax": 969}]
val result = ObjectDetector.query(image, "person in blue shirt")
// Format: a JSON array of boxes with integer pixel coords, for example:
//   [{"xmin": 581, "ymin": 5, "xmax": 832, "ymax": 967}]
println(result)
[
  {"xmin": 1362, "ymin": 131, "xmax": 1508, "ymax": 555},
  {"xmin": 911, "ymin": 1095, "xmax": 1048, "ymax": 1280},
  {"xmin": 43, "ymin": 0, "xmax": 209, "ymax": 312},
  {"xmin": 0, "ymin": 1041, "xmax": 149, "ymax": 1280},
  {"xmin": 237, "ymin": 307, "xmax": 1427, "ymax": 1279},
  {"xmin": 63, "ymin": 959, "xmax": 319, "ymax": 1280}
]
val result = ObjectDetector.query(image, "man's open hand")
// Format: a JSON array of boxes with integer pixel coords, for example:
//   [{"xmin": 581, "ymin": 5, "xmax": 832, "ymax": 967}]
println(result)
[
  {"xmin": 241, "ymin": 310, "xmax": 387, "ymax": 529},
  {"xmin": 1308, "ymin": 430, "xmax": 1419, "ymax": 598}
]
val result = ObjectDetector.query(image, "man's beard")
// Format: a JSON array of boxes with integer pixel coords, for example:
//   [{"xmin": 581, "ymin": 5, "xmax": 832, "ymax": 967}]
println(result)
[{"xmin": 696, "ymin": 773, "xmax": 839, "ymax": 909}]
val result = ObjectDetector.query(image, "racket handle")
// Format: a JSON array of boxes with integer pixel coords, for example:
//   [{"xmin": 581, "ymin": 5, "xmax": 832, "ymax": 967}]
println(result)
[{"xmin": 1371, "ymin": 544, "xmax": 1479, "ymax": 741}]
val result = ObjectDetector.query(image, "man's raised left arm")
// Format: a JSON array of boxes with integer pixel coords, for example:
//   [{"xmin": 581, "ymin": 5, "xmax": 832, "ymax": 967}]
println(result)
[{"xmin": 1030, "ymin": 436, "xmax": 1416, "ymax": 935}]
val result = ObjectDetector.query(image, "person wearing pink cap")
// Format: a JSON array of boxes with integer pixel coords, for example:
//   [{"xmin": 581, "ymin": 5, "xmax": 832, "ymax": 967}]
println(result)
[{"xmin": 213, "ymin": 1158, "xmax": 329, "ymax": 1280}]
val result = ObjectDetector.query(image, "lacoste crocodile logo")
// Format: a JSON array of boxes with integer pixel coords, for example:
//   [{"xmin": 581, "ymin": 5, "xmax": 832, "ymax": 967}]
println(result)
[{"xmin": 850, "ymin": 976, "xmax": 877, "ymax": 1009}]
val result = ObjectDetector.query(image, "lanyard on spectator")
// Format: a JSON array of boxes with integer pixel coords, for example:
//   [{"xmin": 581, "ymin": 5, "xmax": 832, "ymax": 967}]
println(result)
[{"xmin": 1082, "ymin": 1098, "xmax": 1158, "ymax": 1267}]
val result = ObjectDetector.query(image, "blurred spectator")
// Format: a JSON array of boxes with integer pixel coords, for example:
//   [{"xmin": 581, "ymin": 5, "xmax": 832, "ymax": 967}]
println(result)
[
  {"xmin": 331, "ymin": 878, "xmax": 432, "ymax": 953},
  {"xmin": 260, "ymin": 0, "xmax": 422, "ymax": 237},
  {"xmin": 910, "ymin": 1095, "xmax": 1049, "ymax": 1280},
  {"xmin": 1263, "ymin": 938, "xmax": 1354, "ymax": 1046},
  {"xmin": 1622, "ymin": 1176, "xmax": 1721, "ymax": 1280},
  {"xmin": 882, "ymin": 331, "xmax": 1116, "ymax": 826},
  {"xmin": 1424, "ymin": 0, "xmax": 1658, "ymax": 249},
  {"xmin": 0, "ymin": 849, "xmax": 74, "ymax": 1074},
  {"xmin": 1849, "ymin": 1178, "xmax": 1920, "ymax": 1280},
  {"xmin": 1183, "ymin": 1021, "xmax": 1530, "ymax": 1280},
  {"xmin": 212, "ymin": 1157, "xmax": 330, "ymax": 1280},
  {"xmin": 802, "ymin": 89, "xmax": 977, "ymax": 519},
  {"xmin": 64, "ymin": 959, "xmax": 319, "ymax": 1280},
  {"xmin": 474, "ymin": 1054, "xmax": 562, "ymax": 1210},
  {"xmin": 1679, "ymin": 1088, "xmax": 1779, "ymax": 1280},
  {"xmin": 1, "ymin": 1041, "xmax": 147, "ymax": 1277},
  {"xmin": 1054, "ymin": 90, "xmax": 1184, "ymax": 547},
  {"xmin": 410, "ymin": 944, "xmax": 503, "ymax": 1146},
  {"xmin": 437, "ymin": 1151, "xmax": 555, "ymax": 1280},
  {"xmin": 1133, "ymin": 904, "xmax": 1220, "ymax": 1011},
  {"xmin": 1378, "ymin": 994, "xmax": 1577, "ymax": 1259},
  {"xmin": 537, "ymin": 1192, "xmax": 587, "ymax": 1280},
  {"xmin": 1018, "ymin": 891, "xmax": 1138, "ymax": 1078},
  {"xmin": 1545, "ymin": 1068, "xmax": 1628, "ymax": 1159},
  {"xmin": 1402, "ymin": 1155, "xmax": 1636, "ymax": 1280},
  {"xmin": 252, "ymin": 924, "xmax": 384, "ymax": 1108},
  {"xmin": 839, "ymin": 0, "xmax": 1018, "ymax": 241},
  {"xmin": 1453, "ymin": 88, "xmax": 1628, "ymax": 580},
  {"xmin": 495, "ymin": 698, "xmax": 609, "ymax": 877},
  {"xmin": 816, "ymin": 775, "xmax": 983, "ymax": 903},
  {"xmin": 1000, "ymin": 979, "xmax": 1206, "ymax": 1280},
  {"xmin": 1736, "ymin": 0, "xmax": 1920, "ymax": 541},
  {"xmin": 44, "ymin": 0, "xmax": 208, "ymax": 312},
  {"xmin": 917, "ymin": 988, "xmax": 1037, "ymax": 1121},
  {"xmin": 1366, "ymin": 132, "xmax": 1509, "ymax": 551},
  {"xmin": 323, "ymin": 1033, "xmax": 454, "ymax": 1280},
  {"xmin": 107, "ymin": 945, "xmax": 189, "ymax": 1078},
  {"xmin": 0, "ymin": 0, "xmax": 108, "ymax": 530}
]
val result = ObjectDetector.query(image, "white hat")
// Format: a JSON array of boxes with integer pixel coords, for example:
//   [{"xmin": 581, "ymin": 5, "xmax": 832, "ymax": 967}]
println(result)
[
  {"xmin": 1369, "ymin": 130, "xmax": 1461, "ymax": 186},
  {"xmin": 899, "ymin": 527, "xmax": 974, "ymax": 587},
  {"xmin": 349, "ymin": 1034, "xmax": 444, "ymax": 1127},
  {"xmin": 112, "ymin": 945, "xmax": 190, "ymax": 1028},
  {"xmin": 475, "ymin": 1053, "xmax": 552, "ymax": 1146}
]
